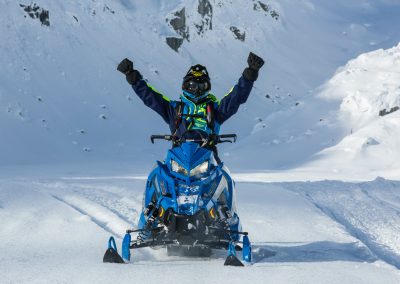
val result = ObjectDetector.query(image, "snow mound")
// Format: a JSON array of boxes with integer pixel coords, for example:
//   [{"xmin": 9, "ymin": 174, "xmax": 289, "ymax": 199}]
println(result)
[
  {"xmin": 304, "ymin": 44, "xmax": 400, "ymax": 180},
  {"xmin": 319, "ymin": 43, "xmax": 400, "ymax": 131}
]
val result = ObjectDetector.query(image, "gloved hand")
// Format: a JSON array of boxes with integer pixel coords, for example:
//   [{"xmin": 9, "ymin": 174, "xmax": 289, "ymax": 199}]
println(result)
[
  {"xmin": 117, "ymin": 58, "xmax": 142, "ymax": 85},
  {"xmin": 243, "ymin": 52, "xmax": 265, "ymax": 82}
]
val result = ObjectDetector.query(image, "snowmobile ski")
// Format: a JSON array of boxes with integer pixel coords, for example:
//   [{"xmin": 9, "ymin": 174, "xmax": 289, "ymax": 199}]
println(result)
[
  {"xmin": 224, "ymin": 241, "xmax": 244, "ymax": 266},
  {"xmin": 103, "ymin": 236, "xmax": 124, "ymax": 264}
]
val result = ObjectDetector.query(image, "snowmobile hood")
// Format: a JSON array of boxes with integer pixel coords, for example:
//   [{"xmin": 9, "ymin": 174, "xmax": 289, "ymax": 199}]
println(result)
[
  {"xmin": 166, "ymin": 142, "xmax": 212, "ymax": 180},
  {"xmin": 170, "ymin": 142, "xmax": 211, "ymax": 168}
]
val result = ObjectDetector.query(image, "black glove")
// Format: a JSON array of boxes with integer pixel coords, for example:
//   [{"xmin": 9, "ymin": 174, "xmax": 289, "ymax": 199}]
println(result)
[
  {"xmin": 117, "ymin": 58, "xmax": 142, "ymax": 85},
  {"xmin": 243, "ymin": 52, "xmax": 265, "ymax": 82}
]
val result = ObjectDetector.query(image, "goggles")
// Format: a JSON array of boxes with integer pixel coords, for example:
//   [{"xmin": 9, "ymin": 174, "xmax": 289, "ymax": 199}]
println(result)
[{"xmin": 184, "ymin": 79, "xmax": 210, "ymax": 95}]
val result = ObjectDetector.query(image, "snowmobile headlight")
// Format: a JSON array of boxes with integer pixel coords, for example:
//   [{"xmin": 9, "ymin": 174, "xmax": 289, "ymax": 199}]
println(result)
[
  {"xmin": 190, "ymin": 161, "xmax": 209, "ymax": 177},
  {"xmin": 171, "ymin": 160, "xmax": 188, "ymax": 176}
]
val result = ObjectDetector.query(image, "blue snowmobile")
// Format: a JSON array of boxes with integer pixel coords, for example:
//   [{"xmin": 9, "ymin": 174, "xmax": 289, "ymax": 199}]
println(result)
[{"xmin": 103, "ymin": 133, "xmax": 252, "ymax": 266}]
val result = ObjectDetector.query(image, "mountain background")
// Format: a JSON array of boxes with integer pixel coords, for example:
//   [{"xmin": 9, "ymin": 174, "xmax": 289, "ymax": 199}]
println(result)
[{"xmin": 1, "ymin": 0, "xmax": 400, "ymax": 178}]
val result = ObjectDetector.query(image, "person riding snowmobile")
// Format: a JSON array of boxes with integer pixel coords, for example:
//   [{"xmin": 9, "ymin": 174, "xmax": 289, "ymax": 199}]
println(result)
[
  {"xmin": 103, "ymin": 53, "xmax": 265, "ymax": 265},
  {"xmin": 117, "ymin": 52, "xmax": 264, "ymax": 162}
]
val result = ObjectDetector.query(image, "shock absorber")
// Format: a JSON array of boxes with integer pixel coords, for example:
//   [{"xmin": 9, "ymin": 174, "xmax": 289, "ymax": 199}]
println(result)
[
  {"xmin": 217, "ymin": 204, "xmax": 231, "ymax": 229},
  {"xmin": 136, "ymin": 216, "xmax": 156, "ymax": 243},
  {"xmin": 136, "ymin": 202, "xmax": 157, "ymax": 243}
]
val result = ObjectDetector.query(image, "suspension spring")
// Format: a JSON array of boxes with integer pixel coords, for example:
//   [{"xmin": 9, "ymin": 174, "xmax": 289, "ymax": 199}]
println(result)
[{"xmin": 136, "ymin": 215, "xmax": 156, "ymax": 243}]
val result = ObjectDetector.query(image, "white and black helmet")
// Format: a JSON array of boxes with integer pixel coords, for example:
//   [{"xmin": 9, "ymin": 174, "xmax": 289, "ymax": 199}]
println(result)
[{"xmin": 182, "ymin": 64, "xmax": 211, "ymax": 103}]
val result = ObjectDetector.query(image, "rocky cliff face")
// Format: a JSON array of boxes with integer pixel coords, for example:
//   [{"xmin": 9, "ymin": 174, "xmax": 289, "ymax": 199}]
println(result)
[
  {"xmin": 20, "ymin": 3, "xmax": 50, "ymax": 26},
  {"xmin": 166, "ymin": 0, "xmax": 278, "ymax": 52},
  {"xmin": 166, "ymin": 7, "xmax": 189, "ymax": 51},
  {"xmin": 196, "ymin": 0, "xmax": 213, "ymax": 36}
]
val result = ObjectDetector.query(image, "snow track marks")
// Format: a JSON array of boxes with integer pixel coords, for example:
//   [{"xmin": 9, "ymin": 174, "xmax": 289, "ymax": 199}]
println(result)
[
  {"xmin": 283, "ymin": 178, "xmax": 400, "ymax": 269},
  {"xmin": 36, "ymin": 179, "xmax": 143, "ymax": 238}
]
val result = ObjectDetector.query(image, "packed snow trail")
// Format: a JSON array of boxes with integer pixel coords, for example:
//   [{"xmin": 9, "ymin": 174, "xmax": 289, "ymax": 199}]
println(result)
[
  {"xmin": 280, "ymin": 178, "xmax": 400, "ymax": 269},
  {"xmin": 1, "ymin": 176, "xmax": 400, "ymax": 283}
]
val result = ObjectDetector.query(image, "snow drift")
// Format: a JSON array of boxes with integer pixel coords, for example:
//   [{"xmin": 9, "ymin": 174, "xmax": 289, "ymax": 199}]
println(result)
[{"xmin": 304, "ymin": 44, "xmax": 400, "ymax": 180}]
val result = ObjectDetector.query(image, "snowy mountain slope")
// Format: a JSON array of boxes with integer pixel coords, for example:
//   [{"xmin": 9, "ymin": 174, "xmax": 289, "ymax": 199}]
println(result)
[
  {"xmin": 2, "ymin": 176, "xmax": 400, "ymax": 283},
  {"xmin": 297, "ymin": 44, "xmax": 400, "ymax": 179},
  {"xmin": 1, "ymin": 0, "xmax": 400, "ymax": 173},
  {"xmin": 319, "ymin": 45, "xmax": 400, "ymax": 129},
  {"xmin": 234, "ymin": 43, "xmax": 400, "ymax": 180}
]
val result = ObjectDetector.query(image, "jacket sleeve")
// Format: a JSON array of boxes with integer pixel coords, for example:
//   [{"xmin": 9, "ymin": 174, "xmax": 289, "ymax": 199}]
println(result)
[
  {"xmin": 215, "ymin": 76, "xmax": 254, "ymax": 124},
  {"xmin": 131, "ymin": 79, "xmax": 173, "ymax": 124}
]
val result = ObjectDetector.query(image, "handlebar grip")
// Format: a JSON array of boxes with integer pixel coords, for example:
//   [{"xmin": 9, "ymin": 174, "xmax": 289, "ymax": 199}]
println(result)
[
  {"xmin": 150, "ymin": 135, "xmax": 173, "ymax": 144},
  {"xmin": 218, "ymin": 134, "xmax": 237, "ymax": 142}
]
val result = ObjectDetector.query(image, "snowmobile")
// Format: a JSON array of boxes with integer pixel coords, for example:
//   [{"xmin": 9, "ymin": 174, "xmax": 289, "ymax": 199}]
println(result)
[{"xmin": 103, "ymin": 133, "xmax": 252, "ymax": 266}]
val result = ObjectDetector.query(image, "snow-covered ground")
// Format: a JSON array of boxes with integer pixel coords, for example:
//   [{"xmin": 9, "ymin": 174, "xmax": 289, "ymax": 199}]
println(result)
[{"xmin": 2, "ymin": 174, "xmax": 400, "ymax": 283}]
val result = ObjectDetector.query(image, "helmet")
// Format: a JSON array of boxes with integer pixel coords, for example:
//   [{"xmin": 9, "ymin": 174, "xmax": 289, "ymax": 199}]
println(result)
[{"xmin": 182, "ymin": 64, "xmax": 211, "ymax": 103}]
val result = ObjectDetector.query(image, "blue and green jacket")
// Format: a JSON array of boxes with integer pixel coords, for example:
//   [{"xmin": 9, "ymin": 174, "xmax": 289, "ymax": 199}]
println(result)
[{"xmin": 131, "ymin": 75, "xmax": 254, "ymax": 137}]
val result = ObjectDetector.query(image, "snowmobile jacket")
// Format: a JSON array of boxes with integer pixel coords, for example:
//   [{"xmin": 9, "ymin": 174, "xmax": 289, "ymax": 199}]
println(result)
[{"xmin": 131, "ymin": 75, "xmax": 254, "ymax": 138}]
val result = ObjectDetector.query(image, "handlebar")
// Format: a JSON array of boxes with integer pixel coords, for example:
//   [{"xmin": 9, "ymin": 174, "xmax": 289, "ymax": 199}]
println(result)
[{"xmin": 150, "ymin": 134, "xmax": 237, "ymax": 145}]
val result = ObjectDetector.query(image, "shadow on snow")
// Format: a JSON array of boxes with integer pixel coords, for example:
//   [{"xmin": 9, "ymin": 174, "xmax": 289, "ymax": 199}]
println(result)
[{"xmin": 252, "ymin": 241, "xmax": 377, "ymax": 264}]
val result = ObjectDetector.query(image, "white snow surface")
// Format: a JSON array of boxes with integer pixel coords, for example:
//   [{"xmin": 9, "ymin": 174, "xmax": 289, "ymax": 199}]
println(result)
[
  {"xmin": 2, "ymin": 0, "xmax": 400, "ymax": 283},
  {"xmin": 2, "ymin": 175, "xmax": 400, "ymax": 283}
]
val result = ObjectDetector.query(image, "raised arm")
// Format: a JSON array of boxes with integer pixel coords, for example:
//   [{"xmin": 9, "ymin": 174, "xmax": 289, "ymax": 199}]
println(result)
[
  {"xmin": 117, "ymin": 58, "xmax": 173, "ymax": 124},
  {"xmin": 216, "ymin": 52, "xmax": 265, "ymax": 124}
]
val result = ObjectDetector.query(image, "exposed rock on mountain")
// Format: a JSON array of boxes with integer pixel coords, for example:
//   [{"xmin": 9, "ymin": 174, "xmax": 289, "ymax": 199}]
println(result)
[
  {"xmin": 195, "ymin": 0, "xmax": 213, "ymax": 36},
  {"xmin": 166, "ymin": 7, "xmax": 189, "ymax": 51},
  {"xmin": 166, "ymin": 37, "xmax": 184, "ymax": 52},
  {"xmin": 20, "ymin": 3, "xmax": 50, "ymax": 26},
  {"xmin": 230, "ymin": 26, "xmax": 245, "ymax": 41},
  {"xmin": 253, "ymin": 0, "xmax": 279, "ymax": 20},
  {"xmin": 379, "ymin": 106, "xmax": 399, "ymax": 116},
  {"xmin": 165, "ymin": 0, "xmax": 278, "ymax": 51}
]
